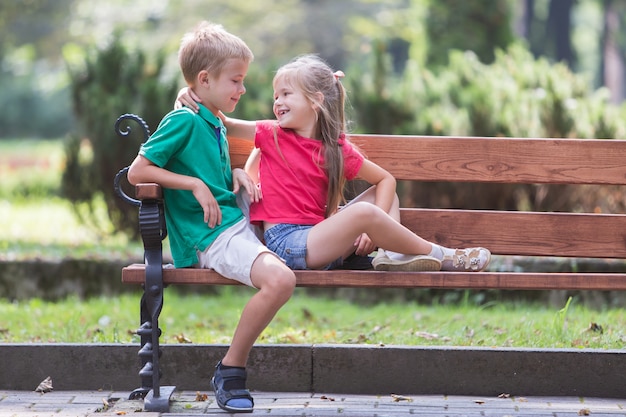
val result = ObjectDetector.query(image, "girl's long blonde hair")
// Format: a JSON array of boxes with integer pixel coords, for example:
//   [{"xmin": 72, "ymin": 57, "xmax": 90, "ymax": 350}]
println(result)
[{"xmin": 273, "ymin": 55, "xmax": 348, "ymax": 218}]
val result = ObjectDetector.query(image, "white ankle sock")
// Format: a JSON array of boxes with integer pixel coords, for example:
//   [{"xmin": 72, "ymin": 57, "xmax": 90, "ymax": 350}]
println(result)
[{"xmin": 428, "ymin": 244, "xmax": 451, "ymax": 260}]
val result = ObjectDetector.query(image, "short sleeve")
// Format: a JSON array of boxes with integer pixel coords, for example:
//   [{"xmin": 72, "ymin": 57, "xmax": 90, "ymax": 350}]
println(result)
[{"xmin": 340, "ymin": 137, "xmax": 365, "ymax": 180}]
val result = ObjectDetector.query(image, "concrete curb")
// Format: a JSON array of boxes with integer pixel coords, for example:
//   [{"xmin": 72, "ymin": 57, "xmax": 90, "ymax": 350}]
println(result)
[{"xmin": 1, "ymin": 344, "xmax": 625, "ymax": 397}]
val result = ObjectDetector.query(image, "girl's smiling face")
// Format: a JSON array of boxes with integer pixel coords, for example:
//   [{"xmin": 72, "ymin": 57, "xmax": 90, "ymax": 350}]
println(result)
[{"xmin": 273, "ymin": 76, "xmax": 319, "ymax": 139}]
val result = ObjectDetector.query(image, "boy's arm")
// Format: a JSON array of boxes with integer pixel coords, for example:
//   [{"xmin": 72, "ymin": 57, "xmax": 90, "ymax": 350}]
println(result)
[{"xmin": 128, "ymin": 155, "xmax": 223, "ymax": 228}]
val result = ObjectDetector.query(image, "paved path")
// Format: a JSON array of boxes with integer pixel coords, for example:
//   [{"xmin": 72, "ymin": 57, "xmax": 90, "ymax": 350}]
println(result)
[{"xmin": 1, "ymin": 390, "xmax": 626, "ymax": 416}]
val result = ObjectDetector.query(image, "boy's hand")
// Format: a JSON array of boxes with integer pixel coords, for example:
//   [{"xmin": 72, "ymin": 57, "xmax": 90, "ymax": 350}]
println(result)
[
  {"xmin": 353, "ymin": 233, "xmax": 375, "ymax": 257},
  {"xmin": 174, "ymin": 87, "xmax": 201, "ymax": 112},
  {"xmin": 232, "ymin": 168, "xmax": 261, "ymax": 203},
  {"xmin": 192, "ymin": 179, "xmax": 222, "ymax": 228}
]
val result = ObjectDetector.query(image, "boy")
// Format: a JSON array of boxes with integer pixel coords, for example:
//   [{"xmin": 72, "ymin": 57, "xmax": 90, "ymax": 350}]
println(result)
[{"xmin": 128, "ymin": 21, "xmax": 295, "ymax": 413}]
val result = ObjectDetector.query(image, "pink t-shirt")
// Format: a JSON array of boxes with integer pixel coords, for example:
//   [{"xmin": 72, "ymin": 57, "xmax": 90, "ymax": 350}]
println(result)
[{"xmin": 250, "ymin": 120, "xmax": 364, "ymax": 225}]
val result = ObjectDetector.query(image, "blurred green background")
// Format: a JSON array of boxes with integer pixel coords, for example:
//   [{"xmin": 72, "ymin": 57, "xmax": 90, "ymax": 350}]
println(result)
[{"xmin": 2, "ymin": 0, "xmax": 626, "ymax": 275}]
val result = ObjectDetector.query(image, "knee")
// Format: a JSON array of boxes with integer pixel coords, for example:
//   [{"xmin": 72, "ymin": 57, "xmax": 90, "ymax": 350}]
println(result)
[
  {"xmin": 350, "ymin": 201, "xmax": 385, "ymax": 220},
  {"xmin": 255, "ymin": 259, "xmax": 296, "ymax": 302},
  {"xmin": 270, "ymin": 266, "xmax": 296, "ymax": 301}
]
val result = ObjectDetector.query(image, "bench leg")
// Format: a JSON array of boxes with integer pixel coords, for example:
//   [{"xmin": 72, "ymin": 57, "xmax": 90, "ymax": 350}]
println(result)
[
  {"xmin": 144, "ymin": 385, "xmax": 176, "ymax": 412},
  {"xmin": 127, "ymin": 200, "xmax": 175, "ymax": 411},
  {"xmin": 129, "ymin": 293, "xmax": 158, "ymax": 400}
]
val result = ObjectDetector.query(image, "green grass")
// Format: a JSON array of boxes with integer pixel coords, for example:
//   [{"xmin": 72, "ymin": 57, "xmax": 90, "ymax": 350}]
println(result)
[
  {"xmin": 1, "ymin": 138, "xmax": 625, "ymax": 350},
  {"xmin": 0, "ymin": 290, "xmax": 625, "ymax": 349},
  {"xmin": 0, "ymin": 138, "xmax": 144, "ymax": 260},
  {"xmin": 0, "ymin": 139, "xmax": 64, "ymax": 200}
]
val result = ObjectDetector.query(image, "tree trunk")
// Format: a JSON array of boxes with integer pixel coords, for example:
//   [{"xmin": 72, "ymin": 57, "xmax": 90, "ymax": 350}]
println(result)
[
  {"xmin": 602, "ymin": 0, "xmax": 625, "ymax": 104},
  {"xmin": 547, "ymin": 0, "xmax": 575, "ymax": 68}
]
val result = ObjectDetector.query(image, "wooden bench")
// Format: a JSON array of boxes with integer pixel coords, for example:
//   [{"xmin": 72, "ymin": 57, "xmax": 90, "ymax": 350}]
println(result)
[{"xmin": 114, "ymin": 113, "xmax": 626, "ymax": 411}]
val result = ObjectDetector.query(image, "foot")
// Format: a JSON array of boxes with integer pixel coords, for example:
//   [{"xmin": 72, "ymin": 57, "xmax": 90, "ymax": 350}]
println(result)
[
  {"xmin": 441, "ymin": 247, "xmax": 491, "ymax": 272},
  {"xmin": 372, "ymin": 249, "xmax": 442, "ymax": 272},
  {"xmin": 211, "ymin": 361, "xmax": 254, "ymax": 413}
]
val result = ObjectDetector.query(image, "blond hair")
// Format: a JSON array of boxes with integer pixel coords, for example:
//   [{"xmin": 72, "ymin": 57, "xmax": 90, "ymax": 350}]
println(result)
[
  {"xmin": 178, "ymin": 21, "xmax": 253, "ymax": 85},
  {"xmin": 273, "ymin": 55, "xmax": 348, "ymax": 218}
]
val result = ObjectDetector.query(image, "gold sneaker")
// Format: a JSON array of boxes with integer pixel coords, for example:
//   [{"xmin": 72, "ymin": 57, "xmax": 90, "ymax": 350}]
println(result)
[{"xmin": 441, "ymin": 247, "xmax": 491, "ymax": 272}]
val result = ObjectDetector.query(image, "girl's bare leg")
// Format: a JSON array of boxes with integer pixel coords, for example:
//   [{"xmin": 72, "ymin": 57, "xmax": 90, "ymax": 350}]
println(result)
[
  {"xmin": 342, "ymin": 186, "xmax": 401, "ymax": 222},
  {"xmin": 306, "ymin": 202, "xmax": 432, "ymax": 269}
]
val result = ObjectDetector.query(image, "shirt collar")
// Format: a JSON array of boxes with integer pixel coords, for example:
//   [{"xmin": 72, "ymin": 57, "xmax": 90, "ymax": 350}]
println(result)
[{"xmin": 197, "ymin": 104, "xmax": 226, "ymax": 135}]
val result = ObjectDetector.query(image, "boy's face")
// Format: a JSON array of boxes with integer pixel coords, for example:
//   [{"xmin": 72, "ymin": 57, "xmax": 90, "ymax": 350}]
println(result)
[{"xmin": 198, "ymin": 58, "xmax": 249, "ymax": 115}]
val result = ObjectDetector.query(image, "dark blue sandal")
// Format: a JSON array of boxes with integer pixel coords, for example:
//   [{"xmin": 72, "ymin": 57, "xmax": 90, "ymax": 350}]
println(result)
[{"xmin": 211, "ymin": 362, "xmax": 254, "ymax": 413}]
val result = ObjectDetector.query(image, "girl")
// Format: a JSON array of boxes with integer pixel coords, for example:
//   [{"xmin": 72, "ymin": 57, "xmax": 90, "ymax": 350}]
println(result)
[{"xmin": 177, "ymin": 55, "xmax": 490, "ymax": 272}]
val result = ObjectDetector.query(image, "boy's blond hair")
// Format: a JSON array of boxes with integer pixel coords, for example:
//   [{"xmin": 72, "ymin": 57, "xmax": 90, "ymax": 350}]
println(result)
[{"xmin": 178, "ymin": 21, "xmax": 253, "ymax": 85}]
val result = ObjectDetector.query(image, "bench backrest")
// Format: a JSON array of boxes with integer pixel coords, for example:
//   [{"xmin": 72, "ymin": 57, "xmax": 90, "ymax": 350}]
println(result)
[{"xmin": 228, "ymin": 135, "xmax": 626, "ymax": 260}]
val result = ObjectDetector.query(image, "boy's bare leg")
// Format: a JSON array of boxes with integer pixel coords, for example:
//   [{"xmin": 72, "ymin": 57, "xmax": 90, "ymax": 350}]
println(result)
[{"xmin": 221, "ymin": 252, "xmax": 295, "ymax": 367}]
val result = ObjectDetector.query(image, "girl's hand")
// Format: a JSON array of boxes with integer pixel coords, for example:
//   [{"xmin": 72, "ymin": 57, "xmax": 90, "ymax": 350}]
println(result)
[
  {"xmin": 174, "ymin": 87, "xmax": 201, "ymax": 112},
  {"xmin": 232, "ymin": 168, "xmax": 261, "ymax": 203},
  {"xmin": 192, "ymin": 179, "xmax": 222, "ymax": 228},
  {"xmin": 353, "ymin": 233, "xmax": 375, "ymax": 256}
]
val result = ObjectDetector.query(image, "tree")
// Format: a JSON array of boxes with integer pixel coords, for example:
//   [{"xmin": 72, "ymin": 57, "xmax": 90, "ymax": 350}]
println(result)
[
  {"xmin": 62, "ymin": 34, "xmax": 179, "ymax": 238},
  {"xmin": 425, "ymin": 0, "xmax": 515, "ymax": 67},
  {"xmin": 600, "ymin": 0, "xmax": 626, "ymax": 103}
]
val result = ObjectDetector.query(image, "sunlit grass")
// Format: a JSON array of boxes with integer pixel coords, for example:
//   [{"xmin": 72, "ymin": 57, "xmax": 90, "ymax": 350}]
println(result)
[
  {"xmin": 1, "ymin": 139, "xmax": 626, "ymax": 350},
  {"xmin": 0, "ymin": 197, "xmax": 143, "ymax": 260},
  {"xmin": 0, "ymin": 138, "xmax": 144, "ymax": 260},
  {"xmin": 1, "ymin": 290, "xmax": 625, "ymax": 349}
]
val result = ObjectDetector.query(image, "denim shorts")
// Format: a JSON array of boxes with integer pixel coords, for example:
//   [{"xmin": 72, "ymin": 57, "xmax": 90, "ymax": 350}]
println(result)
[{"xmin": 263, "ymin": 223, "xmax": 342, "ymax": 270}]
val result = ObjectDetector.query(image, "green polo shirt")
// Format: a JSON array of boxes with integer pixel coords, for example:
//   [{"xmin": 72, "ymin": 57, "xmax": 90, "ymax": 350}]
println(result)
[{"xmin": 139, "ymin": 105, "xmax": 244, "ymax": 268}]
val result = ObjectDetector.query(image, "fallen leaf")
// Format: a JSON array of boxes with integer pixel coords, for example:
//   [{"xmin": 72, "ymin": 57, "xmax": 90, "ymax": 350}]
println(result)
[
  {"xmin": 498, "ymin": 393, "xmax": 510, "ymax": 398},
  {"xmin": 320, "ymin": 395, "xmax": 335, "ymax": 401},
  {"xmin": 175, "ymin": 333, "xmax": 192, "ymax": 343},
  {"xmin": 391, "ymin": 394, "xmax": 413, "ymax": 402},
  {"xmin": 578, "ymin": 408, "xmax": 591, "ymax": 416},
  {"xmin": 585, "ymin": 322, "xmax": 604, "ymax": 334},
  {"xmin": 195, "ymin": 391, "xmax": 208, "ymax": 401},
  {"xmin": 414, "ymin": 331, "xmax": 439, "ymax": 340},
  {"xmin": 474, "ymin": 399, "xmax": 485, "ymax": 405},
  {"xmin": 116, "ymin": 411, "xmax": 127, "ymax": 416},
  {"xmin": 35, "ymin": 376, "xmax": 53, "ymax": 393}
]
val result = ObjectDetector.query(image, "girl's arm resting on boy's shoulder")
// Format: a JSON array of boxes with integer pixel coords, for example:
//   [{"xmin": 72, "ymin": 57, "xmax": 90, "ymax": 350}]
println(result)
[
  {"xmin": 174, "ymin": 87, "xmax": 200, "ymax": 112},
  {"xmin": 356, "ymin": 159, "xmax": 397, "ymax": 213},
  {"xmin": 128, "ymin": 155, "xmax": 223, "ymax": 228},
  {"xmin": 223, "ymin": 116, "xmax": 256, "ymax": 141}
]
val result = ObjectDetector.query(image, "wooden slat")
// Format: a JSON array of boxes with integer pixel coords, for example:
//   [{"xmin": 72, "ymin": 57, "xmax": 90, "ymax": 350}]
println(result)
[
  {"xmin": 399, "ymin": 208, "xmax": 626, "ymax": 258},
  {"xmin": 230, "ymin": 135, "xmax": 626, "ymax": 184},
  {"xmin": 346, "ymin": 136, "xmax": 626, "ymax": 185},
  {"xmin": 122, "ymin": 264, "xmax": 626, "ymax": 291},
  {"xmin": 228, "ymin": 137, "xmax": 255, "ymax": 169},
  {"xmin": 135, "ymin": 183, "xmax": 161, "ymax": 200}
]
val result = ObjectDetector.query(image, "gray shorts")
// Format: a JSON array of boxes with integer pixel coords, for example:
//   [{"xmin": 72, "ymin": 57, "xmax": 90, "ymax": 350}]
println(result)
[
  {"xmin": 195, "ymin": 191, "xmax": 275, "ymax": 288},
  {"xmin": 263, "ymin": 223, "xmax": 342, "ymax": 270}
]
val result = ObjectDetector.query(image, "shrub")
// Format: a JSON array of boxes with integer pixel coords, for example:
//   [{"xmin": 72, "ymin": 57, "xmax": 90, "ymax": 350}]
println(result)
[
  {"xmin": 62, "ymin": 33, "xmax": 179, "ymax": 238},
  {"xmin": 347, "ymin": 43, "xmax": 626, "ymax": 212}
]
